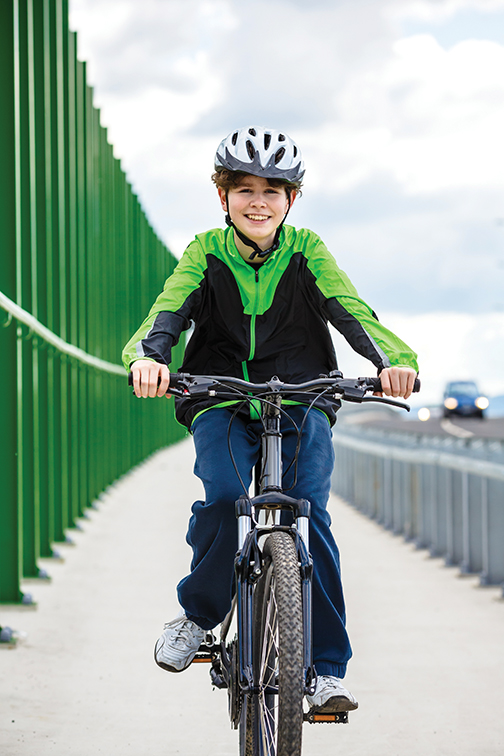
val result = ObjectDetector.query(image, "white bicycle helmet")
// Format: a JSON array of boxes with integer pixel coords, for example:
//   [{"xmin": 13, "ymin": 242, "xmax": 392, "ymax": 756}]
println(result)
[{"xmin": 214, "ymin": 126, "xmax": 305, "ymax": 184}]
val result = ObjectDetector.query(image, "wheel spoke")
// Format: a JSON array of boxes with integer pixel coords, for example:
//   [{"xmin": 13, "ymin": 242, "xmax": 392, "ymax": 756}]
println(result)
[
  {"xmin": 261, "ymin": 711, "xmax": 276, "ymax": 755},
  {"xmin": 260, "ymin": 592, "xmax": 278, "ymax": 691}
]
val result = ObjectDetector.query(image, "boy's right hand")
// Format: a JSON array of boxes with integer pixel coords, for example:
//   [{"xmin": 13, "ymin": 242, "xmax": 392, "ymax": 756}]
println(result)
[{"xmin": 130, "ymin": 359, "xmax": 171, "ymax": 398}]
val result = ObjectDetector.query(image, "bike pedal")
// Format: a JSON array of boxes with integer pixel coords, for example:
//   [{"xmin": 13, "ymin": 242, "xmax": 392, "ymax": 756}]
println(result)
[
  {"xmin": 304, "ymin": 711, "xmax": 349, "ymax": 724},
  {"xmin": 192, "ymin": 652, "xmax": 214, "ymax": 663},
  {"xmin": 193, "ymin": 631, "xmax": 217, "ymax": 662}
]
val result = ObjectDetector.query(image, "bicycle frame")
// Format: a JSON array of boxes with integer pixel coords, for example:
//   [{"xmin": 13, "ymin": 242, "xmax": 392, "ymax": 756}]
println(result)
[{"xmin": 218, "ymin": 390, "xmax": 316, "ymax": 706}]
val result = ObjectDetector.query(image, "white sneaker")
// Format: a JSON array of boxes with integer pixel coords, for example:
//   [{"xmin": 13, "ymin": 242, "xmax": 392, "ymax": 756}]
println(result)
[
  {"xmin": 306, "ymin": 674, "xmax": 358, "ymax": 713},
  {"xmin": 154, "ymin": 611, "xmax": 206, "ymax": 673}
]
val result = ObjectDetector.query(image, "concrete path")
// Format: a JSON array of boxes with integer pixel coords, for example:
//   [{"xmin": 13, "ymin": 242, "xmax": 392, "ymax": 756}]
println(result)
[{"xmin": 1, "ymin": 438, "xmax": 503, "ymax": 756}]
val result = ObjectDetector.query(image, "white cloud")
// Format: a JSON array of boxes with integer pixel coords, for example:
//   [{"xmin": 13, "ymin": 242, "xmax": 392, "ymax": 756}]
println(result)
[
  {"xmin": 96, "ymin": 59, "xmax": 223, "ymax": 170},
  {"xmin": 69, "ymin": 0, "xmax": 504, "ymax": 206},
  {"xmin": 388, "ymin": 0, "xmax": 504, "ymax": 24},
  {"xmin": 304, "ymin": 34, "xmax": 504, "ymax": 194},
  {"xmin": 68, "ymin": 0, "xmax": 504, "ymax": 385}
]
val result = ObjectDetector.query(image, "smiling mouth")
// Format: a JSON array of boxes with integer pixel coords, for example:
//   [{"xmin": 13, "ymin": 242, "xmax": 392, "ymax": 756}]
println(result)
[{"xmin": 246, "ymin": 214, "xmax": 270, "ymax": 221}]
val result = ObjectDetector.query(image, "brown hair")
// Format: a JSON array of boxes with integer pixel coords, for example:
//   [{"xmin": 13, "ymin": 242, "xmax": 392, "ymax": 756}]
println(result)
[{"xmin": 211, "ymin": 169, "xmax": 302, "ymax": 196}]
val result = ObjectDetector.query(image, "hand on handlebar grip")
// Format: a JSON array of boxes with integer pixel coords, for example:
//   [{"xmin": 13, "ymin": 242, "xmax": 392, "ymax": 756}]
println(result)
[
  {"xmin": 375, "ymin": 367, "xmax": 419, "ymax": 400},
  {"xmin": 129, "ymin": 360, "xmax": 171, "ymax": 399}
]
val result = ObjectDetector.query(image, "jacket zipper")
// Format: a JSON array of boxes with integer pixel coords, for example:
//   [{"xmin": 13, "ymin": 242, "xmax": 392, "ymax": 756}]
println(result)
[
  {"xmin": 248, "ymin": 268, "xmax": 260, "ymax": 361},
  {"xmin": 243, "ymin": 268, "xmax": 261, "ymax": 419}
]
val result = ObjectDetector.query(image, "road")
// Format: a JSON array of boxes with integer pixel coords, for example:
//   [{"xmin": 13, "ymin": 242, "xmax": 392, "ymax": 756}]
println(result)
[
  {"xmin": 1, "ymin": 438, "xmax": 503, "ymax": 755},
  {"xmin": 340, "ymin": 405, "xmax": 504, "ymax": 440}
]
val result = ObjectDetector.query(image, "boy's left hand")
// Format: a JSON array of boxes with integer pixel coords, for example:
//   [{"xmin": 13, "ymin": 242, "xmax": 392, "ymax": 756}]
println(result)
[{"xmin": 375, "ymin": 366, "xmax": 417, "ymax": 400}]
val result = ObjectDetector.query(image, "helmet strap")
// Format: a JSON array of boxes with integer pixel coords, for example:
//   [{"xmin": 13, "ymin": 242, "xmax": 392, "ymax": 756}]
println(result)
[{"xmin": 225, "ymin": 189, "xmax": 292, "ymax": 261}]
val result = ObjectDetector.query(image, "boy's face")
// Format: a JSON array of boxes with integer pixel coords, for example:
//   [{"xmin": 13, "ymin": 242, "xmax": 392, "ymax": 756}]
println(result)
[{"xmin": 218, "ymin": 175, "xmax": 294, "ymax": 252}]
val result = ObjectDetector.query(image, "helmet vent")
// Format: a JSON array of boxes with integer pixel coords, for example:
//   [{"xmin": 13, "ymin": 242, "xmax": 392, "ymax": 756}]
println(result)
[
  {"xmin": 246, "ymin": 140, "xmax": 256, "ymax": 160},
  {"xmin": 274, "ymin": 147, "xmax": 285, "ymax": 164},
  {"xmin": 293, "ymin": 146, "xmax": 297, "ymax": 157},
  {"xmin": 264, "ymin": 133, "xmax": 271, "ymax": 150},
  {"xmin": 248, "ymin": 128, "xmax": 257, "ymax": 136},
  {"xmin": 231, "ymin": 131, "xmax": 238, "ymax": 145},
  {"xmin": 278, "ymin": 134, "xmax": 286, "ymax": 142}
]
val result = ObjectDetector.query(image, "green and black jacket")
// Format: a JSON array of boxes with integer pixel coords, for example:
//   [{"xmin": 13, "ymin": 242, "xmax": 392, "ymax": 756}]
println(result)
[{"xmin": 122, "ymin": 225, "xmax": 418, "ymax": 429}]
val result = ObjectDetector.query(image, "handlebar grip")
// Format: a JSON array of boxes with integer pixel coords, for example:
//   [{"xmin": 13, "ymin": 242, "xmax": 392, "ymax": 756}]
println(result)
[
  {"xmin": 373, "ymin": 376, "xmax": 421, "ymax": 393},
  {"xmin": 169, "ymin": 372, "xmax": 184, "ymax": 386},
  {"xmin": 127, "ymin": 369, "xmax": 184, "ymax": 392}
]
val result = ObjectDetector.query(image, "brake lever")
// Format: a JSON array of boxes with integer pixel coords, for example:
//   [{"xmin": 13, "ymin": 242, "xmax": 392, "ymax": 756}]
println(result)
[
  {"xmin": 360, "ymin": 395, "xmax": 410, "ymax": 411},
  {"xmin": 175, "ymin": 376, "xmax": 218, "ymax": 398},
  {"xmin": 338, "ymin": 384, "xmax": 368, "ymax": 402}
]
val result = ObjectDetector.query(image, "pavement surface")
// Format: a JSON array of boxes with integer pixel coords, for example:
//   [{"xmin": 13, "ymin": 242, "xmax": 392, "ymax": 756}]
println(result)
[
  {"xmin": 347, "ymin": 410, "xmax": 504, "ymax": 440},
  {"xmin": 1, "ymin": 438, "xmax": 503, "ymax": 756}
]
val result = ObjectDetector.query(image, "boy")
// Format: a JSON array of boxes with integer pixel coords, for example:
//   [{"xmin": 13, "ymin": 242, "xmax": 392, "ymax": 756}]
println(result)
[{"xmin": 122, "ymin": 126, "xmax": 418, "ymax": 714}]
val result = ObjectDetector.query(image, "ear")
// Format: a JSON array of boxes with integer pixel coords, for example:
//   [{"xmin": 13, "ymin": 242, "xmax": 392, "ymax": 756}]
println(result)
[
  {"xmin": 286, "ymin": 189, "xmax": 296, "ymax": 211},
  {"xmin": 217, "ymin": 187, "xmax": 228, "ymax": 213}
]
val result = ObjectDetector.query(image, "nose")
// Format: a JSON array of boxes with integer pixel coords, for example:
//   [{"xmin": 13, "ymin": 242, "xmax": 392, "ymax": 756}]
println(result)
[{"xmin": 250, "ymin": 192, "xmax": 267, "ymax": 207}]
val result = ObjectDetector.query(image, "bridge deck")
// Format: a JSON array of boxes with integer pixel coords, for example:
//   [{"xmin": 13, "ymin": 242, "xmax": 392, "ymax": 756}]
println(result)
[{"xmin": 1, "ymin": 438, "xmax": 503, "ymax": 755}]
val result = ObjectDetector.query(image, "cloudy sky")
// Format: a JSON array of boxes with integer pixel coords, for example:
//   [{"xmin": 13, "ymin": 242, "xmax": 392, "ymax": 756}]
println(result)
[{"xmin": 69, "ymin": 0, "xmax": 504, "ymax": 403}]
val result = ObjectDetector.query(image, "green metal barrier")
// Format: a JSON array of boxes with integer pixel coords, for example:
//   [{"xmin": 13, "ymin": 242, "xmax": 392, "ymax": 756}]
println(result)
[{"xmin": 0, "ymin": 0, "xmax": 186, "ymax": 605}]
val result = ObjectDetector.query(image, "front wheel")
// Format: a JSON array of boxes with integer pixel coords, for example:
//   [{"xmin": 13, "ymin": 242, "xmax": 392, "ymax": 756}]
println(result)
[{"xmin": 247, "ymin": 531, "xmax": 304, "ymax": 756}]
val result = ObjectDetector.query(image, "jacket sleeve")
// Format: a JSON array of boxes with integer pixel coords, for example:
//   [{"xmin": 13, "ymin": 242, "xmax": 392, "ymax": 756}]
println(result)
[
  {"xmin": 302, "ymin": 232, "xmax": 419, "ymax": 373},
  {"xmin": 122, "ymin": 238, "xmax": 208, "ymax": 371}
]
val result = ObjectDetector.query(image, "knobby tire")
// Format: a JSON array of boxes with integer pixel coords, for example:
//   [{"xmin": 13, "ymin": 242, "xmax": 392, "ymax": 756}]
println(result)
[{"xmin": 240, "ymin": 531, "xmax": 304, "ymax": 756}]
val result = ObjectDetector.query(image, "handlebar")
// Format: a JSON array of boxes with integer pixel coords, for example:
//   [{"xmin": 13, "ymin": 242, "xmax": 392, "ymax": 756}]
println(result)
[{"xmin": 150, "ymin": 372, "xmax": 420, "ymax": 411}]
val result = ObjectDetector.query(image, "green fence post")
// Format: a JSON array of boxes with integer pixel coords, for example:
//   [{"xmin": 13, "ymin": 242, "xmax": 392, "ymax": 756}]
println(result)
[
  {"xmin": 15, "ymin": 0, "xmax": 39, "ymax": 582},
  {"xmin": 76, "ymin": 58, "xmax": 88, "ymax": 515},
  {"xmin": 45, "ymin": 0, "xmax": 64, "ymax": 544},
  {"xmin": 30, "ymin": 0, "xmax": 51, "ymax": 563},
  {"xmin": 0, "ymin": 0, "xmax": 23, "ymax": 604},
  {"xmin": 67, "ymin": 29, "xmax": 80, "ymax": 524},
  {"xmin": 56, "ymin": 0, "xmax": 71, "ymax": 537}
]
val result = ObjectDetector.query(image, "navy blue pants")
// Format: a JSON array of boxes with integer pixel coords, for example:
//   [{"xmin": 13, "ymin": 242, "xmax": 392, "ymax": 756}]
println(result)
[{"xmin": 177, "ymin": 406, "xmax": 352, "ymax": 678}]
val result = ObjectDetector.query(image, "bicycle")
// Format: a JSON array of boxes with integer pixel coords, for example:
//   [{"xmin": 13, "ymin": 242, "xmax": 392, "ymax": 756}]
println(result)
[{"xmin": 159, "ymin": 371, "xmax": 419, "ymax": 756}]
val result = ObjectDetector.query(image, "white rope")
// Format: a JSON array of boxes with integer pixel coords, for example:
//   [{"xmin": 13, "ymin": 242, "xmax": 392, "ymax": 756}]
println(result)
[{"xmin": 0, "ymin": 289, "xmax": 125, "ymax": 376}]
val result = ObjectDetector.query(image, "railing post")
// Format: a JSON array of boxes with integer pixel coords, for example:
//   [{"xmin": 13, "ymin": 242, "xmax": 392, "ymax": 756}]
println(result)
[
  {"xmin": 460, "ymin": 471, "xmax": 470, "ymax": 574},
  {"xmin": 444, "ymin": 468, "xmax": 456, "ymax": 566},
  {"xmin": 432, "ymin": 466, "xmax": 448, "ymax": 559},
  {"xmin": 416, "ymin": 464, "xmax": 428, "ymax": 549},
  {"xmin": 487, "ymin": 479, "xmax": 504, "ymax": 588},
  {"xmin": 406, "ymin": 462, "xmax": 417, "ymax": 541},
  {"xmin": 450, "ymin": 470, "xmax": 464, "ymax": 567},
  {"xmin": 18, "ymin": 0, "xmax": 41, "ymax": 580},
  {"xmin": 392, "ymin": 459, "xmax": 402, "ymax": 534},
  {"xmin": 480, "ymin": 477, "xmax": 490, "ymax": 585},
  {"xmin": 0, "ymin": 0, "xmax": 23, "ymax": 603}
]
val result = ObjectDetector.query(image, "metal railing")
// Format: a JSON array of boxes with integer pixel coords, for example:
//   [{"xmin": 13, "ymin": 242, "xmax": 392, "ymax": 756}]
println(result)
[
  {"xmin": 0, "ymin": 0, "xmax": 185, "ymax": 605},
  {"xmin": 333, "ymin": 418, "xmax": 504, "ymax": 592}
]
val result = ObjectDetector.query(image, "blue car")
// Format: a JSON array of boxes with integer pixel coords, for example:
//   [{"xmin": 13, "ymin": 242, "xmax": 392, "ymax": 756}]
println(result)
[{"xmin": 443, "ymin": 381, "xmax": 489, "ymax": 419}]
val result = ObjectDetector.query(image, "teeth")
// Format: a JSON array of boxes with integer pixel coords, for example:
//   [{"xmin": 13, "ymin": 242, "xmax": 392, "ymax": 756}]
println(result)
[{"xmin": 247, "ymin": 214, "xmax": 269, "ymax": 221}]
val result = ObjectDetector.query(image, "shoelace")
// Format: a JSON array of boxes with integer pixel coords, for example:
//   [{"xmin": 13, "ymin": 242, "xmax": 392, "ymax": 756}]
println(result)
[
  {"xmin": 164, "ymin": 619, "xmax": 201, "ymax": 647},
  {"xmin": 315, "ymin": 676, "xmax": 345, "ymax": 694}
]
